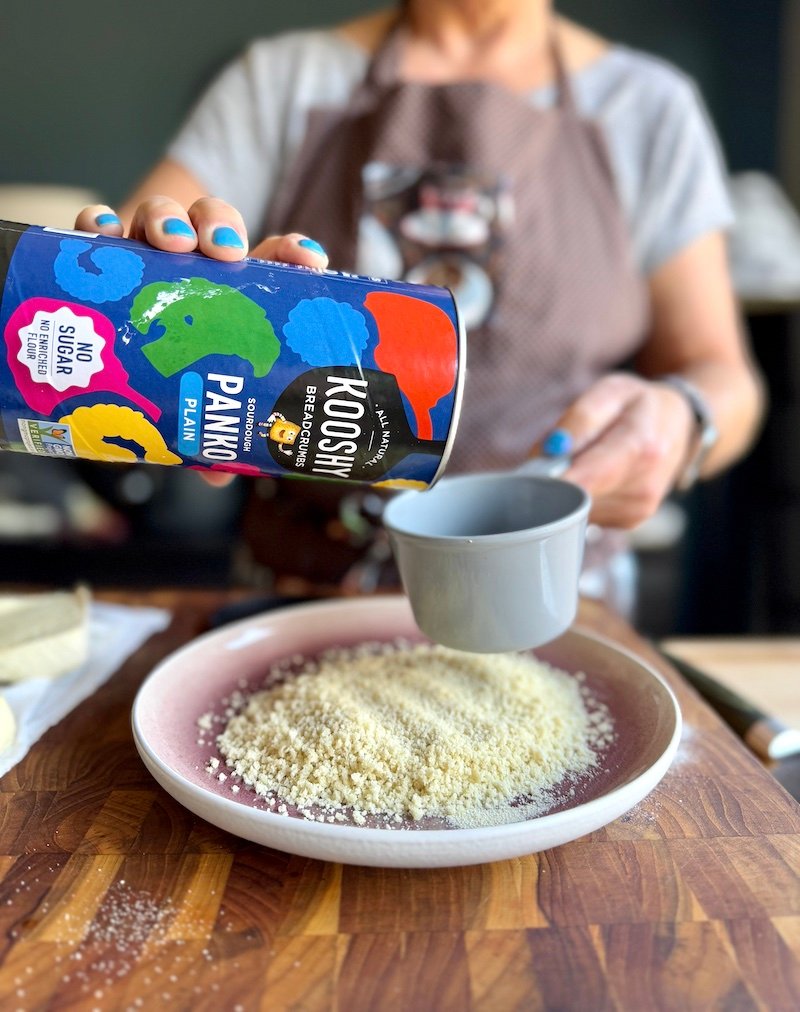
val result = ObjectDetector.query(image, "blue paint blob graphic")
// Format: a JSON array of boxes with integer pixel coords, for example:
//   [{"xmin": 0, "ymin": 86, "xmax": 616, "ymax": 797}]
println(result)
[
  {"xmin": 54, "ymin": 238, "xmax": 145, "ymax": 304},
  {"xmin": 283, "ymin": 297, "xmax": 369, "ymax": 366},
  {"xmin": 178, "ymin": 371, "xmax": 204, "ymax": 455}
]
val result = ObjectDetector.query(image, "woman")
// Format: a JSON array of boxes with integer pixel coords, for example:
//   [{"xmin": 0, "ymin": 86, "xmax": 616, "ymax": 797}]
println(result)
[{"xmin": 75, "ymin": 0, "xmax": 765, "ymax": 606}]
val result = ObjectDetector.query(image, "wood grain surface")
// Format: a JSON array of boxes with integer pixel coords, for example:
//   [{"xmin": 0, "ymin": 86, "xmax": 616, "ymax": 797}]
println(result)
[{"xmin": 0, "ymin": 590, "xmax": 799, "ymax": 1011}]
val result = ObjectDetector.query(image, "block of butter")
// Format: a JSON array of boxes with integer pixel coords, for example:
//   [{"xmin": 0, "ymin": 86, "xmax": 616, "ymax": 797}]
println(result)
[{"xmin": 0, "ymin": 587, "xmax": 91, "ymax": 683}]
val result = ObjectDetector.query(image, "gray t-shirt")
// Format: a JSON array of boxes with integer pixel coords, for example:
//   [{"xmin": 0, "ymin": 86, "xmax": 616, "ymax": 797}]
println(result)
[{"xmin": 167, "ymin": 28, "xmax": 734, "ymax": 275}]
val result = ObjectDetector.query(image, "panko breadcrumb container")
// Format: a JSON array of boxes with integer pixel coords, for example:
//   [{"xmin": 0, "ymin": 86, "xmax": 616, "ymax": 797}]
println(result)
[{"xmin": 0, "ymin": 219, "xmax": 464, "ymax": 488}]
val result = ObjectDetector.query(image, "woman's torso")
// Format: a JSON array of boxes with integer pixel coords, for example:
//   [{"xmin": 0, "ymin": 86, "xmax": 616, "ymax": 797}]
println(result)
[{"xmin": 167, "ymin": 22, "xmax": 729, "ymax": 281}]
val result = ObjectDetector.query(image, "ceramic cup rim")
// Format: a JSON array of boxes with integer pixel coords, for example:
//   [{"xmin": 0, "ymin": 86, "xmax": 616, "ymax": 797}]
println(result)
[{"xmin": 383, "ymin": 473, "xmax": 591, "ymax": 546}]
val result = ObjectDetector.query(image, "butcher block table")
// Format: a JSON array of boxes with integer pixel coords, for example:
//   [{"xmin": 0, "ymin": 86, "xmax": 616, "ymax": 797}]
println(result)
[{"xmin": 0, "ymin": 590, "xmax": 799, "ymax": 1011}]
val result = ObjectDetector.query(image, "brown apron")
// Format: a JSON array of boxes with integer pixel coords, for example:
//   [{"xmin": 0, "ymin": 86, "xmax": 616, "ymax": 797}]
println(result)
[{"xmin": 245, "ymin": 23, "xmax": 649, "ymax": 594}]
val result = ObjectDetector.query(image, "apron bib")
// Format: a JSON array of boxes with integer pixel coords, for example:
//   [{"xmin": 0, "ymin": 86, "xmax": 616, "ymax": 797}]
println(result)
[{"xmin": 266, "ymin": 25, "xmax": 649, "ymax": 474}]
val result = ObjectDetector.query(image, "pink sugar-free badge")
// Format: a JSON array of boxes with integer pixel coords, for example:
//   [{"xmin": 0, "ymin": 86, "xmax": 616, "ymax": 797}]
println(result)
[{"xmin": 5, "ymin": 297, "xmax": 160, "ymax": 419}]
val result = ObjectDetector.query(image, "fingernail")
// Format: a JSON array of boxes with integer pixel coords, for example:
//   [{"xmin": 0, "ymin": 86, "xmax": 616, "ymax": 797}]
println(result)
[
  {"xmin": 163, "ymin": 217, "xmax": 195, "ymax": 238},
  {"xmin": 298, "ymin": 237, "xmax": 327, "ymax": 257},
  {"xmin": 212, "ymin": 226, "xmax": 244, "ymax": 249},
  {"xmin": 95, "ymin": 213, "xmax": 121, "ymax": 226},
  {"xmin": 543, "ymin": 428, "xmax": 573, "ymax": 456}
]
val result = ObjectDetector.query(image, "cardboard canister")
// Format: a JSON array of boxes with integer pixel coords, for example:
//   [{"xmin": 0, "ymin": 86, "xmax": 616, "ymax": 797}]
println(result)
[{"xmin": 0, "ymin": 220, "xmax": 465, "ymax": 488}]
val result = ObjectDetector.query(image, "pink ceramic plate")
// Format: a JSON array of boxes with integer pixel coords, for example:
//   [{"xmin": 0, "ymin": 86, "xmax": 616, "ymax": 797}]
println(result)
[{"xmin": 132, "ymin": 596, "xmax": 681, "ymax": 868}]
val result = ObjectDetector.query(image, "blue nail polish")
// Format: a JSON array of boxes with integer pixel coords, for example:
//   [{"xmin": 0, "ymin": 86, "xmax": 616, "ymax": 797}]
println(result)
[
  {"xmin": 298, "ymin": 237, "xmax": 327, "ymax": 257},
  {"xmin": 543, "ymin": 428, "xmax": 573, "ymax": 457},
  {"xmin": 212, "ymin": 226, "xmax": 244, "ymax": 249},
  {"xmin": 163, "ymin": 217, "xmax": 195, "ymax": 238},
  {"xmin": 95, "ymin": 213, "xmax": 121, "ymax": 226}
]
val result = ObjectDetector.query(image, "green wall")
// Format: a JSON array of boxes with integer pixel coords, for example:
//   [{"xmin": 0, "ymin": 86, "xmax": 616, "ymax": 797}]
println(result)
[
  {"xmin": 2, "ymin": 0, "xmax": 782, "ymax": 206},
  {"xmin": 2, "ymin": 0, "xmax": 382, "ymax": 204}
]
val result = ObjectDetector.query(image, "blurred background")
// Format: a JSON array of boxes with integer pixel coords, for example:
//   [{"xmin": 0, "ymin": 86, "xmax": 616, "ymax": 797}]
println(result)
[{"xmin": 1, "ymin": 0, "xmax": 799, "ymax": 636}]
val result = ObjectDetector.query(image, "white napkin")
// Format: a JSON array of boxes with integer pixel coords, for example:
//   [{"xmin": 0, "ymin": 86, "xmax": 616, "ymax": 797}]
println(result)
[{"xmin": 0, "ymin": 601, "xmax": 171, "ymax": 778}]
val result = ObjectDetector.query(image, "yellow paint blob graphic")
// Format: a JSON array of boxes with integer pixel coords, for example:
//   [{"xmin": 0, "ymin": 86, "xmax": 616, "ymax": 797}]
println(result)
[
  {"xmin": 373, "ymin": 478, "xmax": 428, "ymax": 490},
  {"xmin": 59, "ymin": 404, "xmax": 182, "ymax": 465}
]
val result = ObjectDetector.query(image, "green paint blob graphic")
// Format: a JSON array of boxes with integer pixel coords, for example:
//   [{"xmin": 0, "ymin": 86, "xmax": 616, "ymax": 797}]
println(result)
[{"xmin": 131, "ymin": 278, "xmax": 280, "ymax": 378}]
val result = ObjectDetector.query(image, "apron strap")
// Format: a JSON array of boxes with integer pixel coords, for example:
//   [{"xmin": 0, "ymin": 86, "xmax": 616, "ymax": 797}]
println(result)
[
  {"xmin": 550, "ymin": 29, "xmax": 578, "ymax": 114},
  {"xmin": 364, "ymin": 20, "xmax": 406, "ymax": 90}
]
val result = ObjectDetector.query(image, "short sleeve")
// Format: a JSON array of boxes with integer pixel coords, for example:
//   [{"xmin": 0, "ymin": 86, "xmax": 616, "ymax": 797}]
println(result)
[
  {"xmin": 165, "ymin": 32, "xmax": 368, "ymax": 238},
  {"xmin": 632, "ymin": 75, "xmax": 735, "ymax": 274},
  {"xmin": 166, "ymin": 41, "xmax": 290, "ymax": 235}
]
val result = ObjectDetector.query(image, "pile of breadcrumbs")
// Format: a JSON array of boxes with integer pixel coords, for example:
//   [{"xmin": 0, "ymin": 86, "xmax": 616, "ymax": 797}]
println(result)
[{"xmin": 216, "ymin": 643, "xmax": 614, "ymax": 828}]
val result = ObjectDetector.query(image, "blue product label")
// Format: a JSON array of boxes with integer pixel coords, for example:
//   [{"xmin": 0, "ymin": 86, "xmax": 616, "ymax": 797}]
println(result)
[
  {"xmin": 0, "ymin": 223, "xmax": 464, "ymax": 486},
  {"xmin": 178, "ymin": 371, "xmax": 203, "ymax": 456}
]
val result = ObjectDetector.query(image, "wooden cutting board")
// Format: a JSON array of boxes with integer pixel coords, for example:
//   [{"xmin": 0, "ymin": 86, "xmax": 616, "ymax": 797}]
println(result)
[{"xmin": 0, "ymin": 590, "xmax": 798, "ymax": 1011}]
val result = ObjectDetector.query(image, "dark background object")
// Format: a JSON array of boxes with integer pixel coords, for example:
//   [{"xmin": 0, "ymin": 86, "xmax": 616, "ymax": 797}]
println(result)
[{"xmin": 679, "ymin": 312, "xmax": 800, "ymax": 634}]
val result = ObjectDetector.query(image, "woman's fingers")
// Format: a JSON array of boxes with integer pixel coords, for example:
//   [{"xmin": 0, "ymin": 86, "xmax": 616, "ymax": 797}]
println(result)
[
  {"xmin": 186, "ymin": 196, "xmax": 248, "ymax": 261},
  {"xmin": 75, "ymin": 199, "xmax": 327, "ymax": 274},
  {"xmin": 564, "ymin": 401, "xmax": 665, "ymax": 528},
  {"xmin": 531, "ymin": 373, "xmax": 695, "ymax": 529},
  {"xmin": 533, "ymin": 374, "xmax": 642, "ymax": 460},
  {"xmin": 250, "ymin": 232, "xmax": 329, "ymax": 269},
  {"xmin": 74, "ymin": 204, "xmax": 125, "ymax": 236},
  {"xmin": 127, "ymin": 195, "xmax": 200, "ymax": 253},
  {"xmin": 126, "ymin": 195, "xmax": 250, "ymax": 261}
]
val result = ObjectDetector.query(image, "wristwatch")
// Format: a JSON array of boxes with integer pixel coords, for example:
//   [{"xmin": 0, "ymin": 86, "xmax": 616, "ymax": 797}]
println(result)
[{"xmin": 659, "ymin": 374, "xmax": 719, "ymax": 491}]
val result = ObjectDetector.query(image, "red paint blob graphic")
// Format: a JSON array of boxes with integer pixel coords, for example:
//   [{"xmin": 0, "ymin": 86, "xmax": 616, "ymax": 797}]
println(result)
[
  {"xmin": 366, "ymin": 291, "xmax": 458, "ymax": 440},
  {"xmin": 5, "ymin": 297, "xmax": 160, "ymax": 419}
]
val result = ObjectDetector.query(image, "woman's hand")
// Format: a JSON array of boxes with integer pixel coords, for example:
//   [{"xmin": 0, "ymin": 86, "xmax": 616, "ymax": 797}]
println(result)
[
  {"xmin": 74, "ymin": 196, "xmax": 329, "ymax": 269},
  {"xmin": 537, "ymin": 373, "xmax": 696, "ymax": 529},
  {"xmin": 538, "ymin": 233, "xmax": 765, "ymax": 531}
]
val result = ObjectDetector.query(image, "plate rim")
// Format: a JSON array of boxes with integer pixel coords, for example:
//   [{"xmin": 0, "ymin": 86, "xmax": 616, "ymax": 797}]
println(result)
[{"xmin": 131, "ymin": 595, "xmax": 682, "ymax": 855}]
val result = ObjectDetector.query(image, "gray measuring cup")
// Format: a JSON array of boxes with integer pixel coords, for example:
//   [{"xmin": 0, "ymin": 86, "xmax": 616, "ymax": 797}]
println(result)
[{"xmin": 382, "ymin": 457, "xmax": 590, "ymax": 653}]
